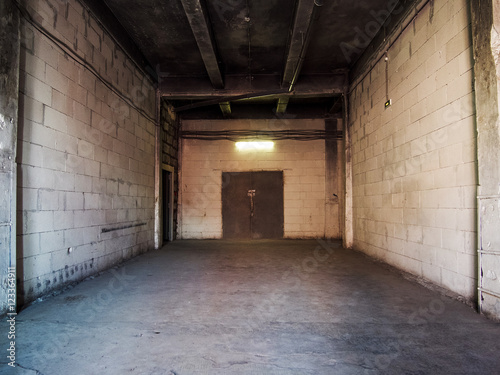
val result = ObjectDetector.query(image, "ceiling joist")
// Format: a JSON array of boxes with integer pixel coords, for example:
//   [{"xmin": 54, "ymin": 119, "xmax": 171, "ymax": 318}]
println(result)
[
  {"xmin": 276, "ymin": 97, "xmax": 290, "ymax": 114},
  {"xmin": 180, "ymin": 0, "xmax": 224, "ymax": 89},
  {"xmin": 282, "ymin": 0, "xmax": 322, "ymax": 92},
  {"xmin": 219, "ymin": 102, "xmax": 232, "ymax": 116}
]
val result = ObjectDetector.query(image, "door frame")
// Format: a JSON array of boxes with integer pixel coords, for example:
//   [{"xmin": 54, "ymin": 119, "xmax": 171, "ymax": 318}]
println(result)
[{"xmin": 162, "ymin": 164, "xmax": 175, "ymax": 243}]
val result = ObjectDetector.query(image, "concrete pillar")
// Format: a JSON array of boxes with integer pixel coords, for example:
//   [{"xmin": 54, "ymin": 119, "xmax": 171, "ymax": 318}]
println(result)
[
  {"xmin": 471, "ymin": 0, "xmax": 500, "ymax": 319},
  {"xmin": 154, "ymin": 89, "xmax": 162, "ymax": 249},
  {"xmin": 343, "ymin": 95, "xmax": 353, "ymax": 249},
  {"xmin": 0, "ymin": 0, "xmax": 20, "ymax": 315},
  {"xmin": 325, "ymin": 118, "xmax": 341, "ymax": 239}
]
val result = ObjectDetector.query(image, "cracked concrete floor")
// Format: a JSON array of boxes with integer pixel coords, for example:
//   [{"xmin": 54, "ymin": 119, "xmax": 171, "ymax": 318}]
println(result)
[{"xmin": 1, "ymin": 240, "xmax": 500, "ymax": 374}]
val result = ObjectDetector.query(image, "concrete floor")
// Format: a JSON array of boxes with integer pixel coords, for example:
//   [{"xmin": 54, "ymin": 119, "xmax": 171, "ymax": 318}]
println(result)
[{"xmin": 2, "ymin": 240, "xmax": 500, "ymax": 375}]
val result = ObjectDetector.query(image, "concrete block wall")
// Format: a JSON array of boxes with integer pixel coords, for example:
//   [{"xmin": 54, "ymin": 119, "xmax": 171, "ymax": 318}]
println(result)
[
  {"xmin": 349, "ymin": 0, "xmax": 477, "ymax": 299},
  {"xmin": 161, "ymin": 101, "xmax": 179, "ymax": 168},
  {"xmin": 16, "ymin": 0, "xmax": 156, "ymax": 304},
  {"xmin": 179, "ymin": 119, "xmax": 338, "ymax": 239}
]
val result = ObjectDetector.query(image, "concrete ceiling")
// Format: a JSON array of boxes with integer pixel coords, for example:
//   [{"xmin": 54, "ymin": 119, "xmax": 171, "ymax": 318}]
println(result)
[{"xmin": 98, "ymin": 0, "xmax": 408, "ymax": 118}]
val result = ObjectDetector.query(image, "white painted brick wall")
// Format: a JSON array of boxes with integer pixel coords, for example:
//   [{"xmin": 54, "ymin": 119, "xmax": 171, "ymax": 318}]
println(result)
[
  {"xmin": 17, "ymin": 0, "xmax": 156, "ymax": 303},
  {"xmin": 179, "ymin": 119, "xmax": 332, "ymax": 239},
  {"xmin": 349, "ymin": 0, "xmax": 476, "ymax": 300}
]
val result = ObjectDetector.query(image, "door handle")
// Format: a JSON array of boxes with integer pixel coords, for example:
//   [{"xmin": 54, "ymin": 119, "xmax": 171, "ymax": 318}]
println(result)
[{"xmin": 247, "ymin": 190, "xmax": 256, "ymax": 217}]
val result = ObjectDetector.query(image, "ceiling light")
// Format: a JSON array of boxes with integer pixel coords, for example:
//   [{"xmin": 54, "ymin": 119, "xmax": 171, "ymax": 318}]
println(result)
[{"xmin": 235, "ymin": 141, "xmax": 274, "ymax": 151}]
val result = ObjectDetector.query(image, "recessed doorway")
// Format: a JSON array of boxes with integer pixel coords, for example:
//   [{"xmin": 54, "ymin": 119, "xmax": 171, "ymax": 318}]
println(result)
[{"xmin": 162, "ymin": 167, "xmax": 174, "ymax": 243}]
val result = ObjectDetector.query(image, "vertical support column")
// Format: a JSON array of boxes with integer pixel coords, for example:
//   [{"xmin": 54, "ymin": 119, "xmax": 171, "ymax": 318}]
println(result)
[
  {"xmin": 325, "ymin": 118, "xmax": 341, "ymax": 239},
  {"xmin": 177, "ymin": 133, "xmax": 183, "ymax": 240},
  {"xmin": 471, "ymin": 0, "xmax": 500, "ymax": 319},
  {"xmin": 0, "ymin": 0, "xmax": 20, "ymax": 314},
  {"xmin": 154, "ymin": 89, "xmax": 161, "ymax": 249},
  {"xmin": 343, "ymin": 94, "xmax": 353, "ymax": 249}
]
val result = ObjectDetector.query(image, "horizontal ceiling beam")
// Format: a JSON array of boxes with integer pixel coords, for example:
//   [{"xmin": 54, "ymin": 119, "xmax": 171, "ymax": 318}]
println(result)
[
  {"xmin": 180, "ymin": 0, "xmax": 224, "ymax": 89},
  {"xmin": 174, "ymin": 90, "xmax": 287, "ymax": 112},
  {"xmin": 161, "ymin": 74, "xmax": 346, "ymax": 99}
]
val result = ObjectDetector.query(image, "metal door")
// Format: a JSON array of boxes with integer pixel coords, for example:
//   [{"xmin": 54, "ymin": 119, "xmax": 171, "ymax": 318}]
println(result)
[
  {"xmin": 222, "ymin": 171, "xmax": 283, "ymax": 239},
  {"xmin": 222, "ymin": 172, "xmax": 252, "ymax": 239},
  {"xmin": 251, "ymin": 171, "xmax": 284, "ymax": 239}
]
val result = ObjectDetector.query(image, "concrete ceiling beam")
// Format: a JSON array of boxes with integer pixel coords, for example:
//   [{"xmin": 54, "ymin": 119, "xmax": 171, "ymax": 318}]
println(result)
[
  {"xmin": 276, "ymin": 97, "xmax": 290, "ymax": 114},
  {"xmin": 161, "ymin": 73, "xmax": 345, "ymax": 99},
  {"xmin": 219, "ymin": 101, "xmax": 232, "ymax": 116},
  {"xmin": 282, "ymin": 0, "xmax": 322, "ymax": 92},
  {"xmin": 180, "ymin": 0, "xmax": 224, "ymax": 89}
]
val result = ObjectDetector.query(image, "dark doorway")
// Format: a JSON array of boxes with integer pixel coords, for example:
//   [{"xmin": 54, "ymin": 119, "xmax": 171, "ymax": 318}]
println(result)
[
  {"xmin": 162, "ymin": 169, "xmax": 172, "ymax": 243},
  {"xmin": 222, "ymin": 171, "xmax": 284, "ymax": 239}
]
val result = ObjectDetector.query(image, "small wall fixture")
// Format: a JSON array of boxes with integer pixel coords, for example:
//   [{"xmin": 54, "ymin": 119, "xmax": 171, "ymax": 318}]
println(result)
[{"xmin": 235, "ymin": 141, "xmax": 274, "ymax": 151}]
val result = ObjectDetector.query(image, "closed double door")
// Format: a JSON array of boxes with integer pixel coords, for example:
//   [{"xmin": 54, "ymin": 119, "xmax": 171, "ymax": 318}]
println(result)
[{"xmin": 222, "ymin": 171, "xmax": 284, "ymax": 239}]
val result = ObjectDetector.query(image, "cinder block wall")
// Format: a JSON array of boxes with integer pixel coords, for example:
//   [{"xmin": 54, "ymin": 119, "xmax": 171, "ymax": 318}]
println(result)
[
  {"xmin": 179, "ymin": 119, "xmax": 340, "ymax": 239},
  {"xmin": 349, "ymin": 0, "xmax": 476, "ymax": 299},
  {"xmin": 17, "ymin": 0, "xmax": 156, "ymax": 304}
]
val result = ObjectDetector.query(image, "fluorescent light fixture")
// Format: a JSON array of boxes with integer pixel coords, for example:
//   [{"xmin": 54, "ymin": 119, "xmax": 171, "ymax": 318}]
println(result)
[{"xmin": 235, "ymin": 141, "xmax": 274, "ymax": 151}]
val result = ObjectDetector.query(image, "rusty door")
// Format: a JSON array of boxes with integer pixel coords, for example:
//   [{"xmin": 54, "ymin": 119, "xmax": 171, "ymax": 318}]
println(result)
[
  {"xmin": 222, "ymin": 171, "xmax": 283, "ymax": 239},
  {"xmin": 221, "ymin": 172, "xmax": 252, "ymax": 239}
]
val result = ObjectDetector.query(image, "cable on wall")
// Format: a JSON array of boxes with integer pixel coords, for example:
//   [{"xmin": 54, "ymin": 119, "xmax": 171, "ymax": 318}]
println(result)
[
  {"xmin": 385, "ymin": 52, "xmax": 389, "ymax": 102},
  {"xmin": 348, "ymin": 0, "xmax": 432, "ymax": 96},
  {"xmin": 245, "ymin": 0, "xmax": 252, "ymax": 84},
  {"xmin": 180, "ymin": 129, "xmax": 343, "ymax": 141},
  {"xmin": 77, "ymin": 0, "xmax": 157, "ymax": 84},
  {"xmin": 13, "ymin": 0, "xmax": 157, "ymax": 124}
]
